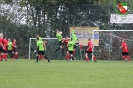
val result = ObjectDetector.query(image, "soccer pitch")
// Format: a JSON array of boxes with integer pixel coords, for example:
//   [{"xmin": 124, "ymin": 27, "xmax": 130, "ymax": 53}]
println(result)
[{"xmin": 0, "ymin": 60, "xmax": 133, "ymax": 88}]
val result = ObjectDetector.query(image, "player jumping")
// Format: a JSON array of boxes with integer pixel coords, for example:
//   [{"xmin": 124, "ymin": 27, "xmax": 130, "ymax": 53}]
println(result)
[
  {"xmin": 3, "ymin": 36, "xmax": 8, "ymax": 61},
  {"xmin": 55, "ymin": 29, "xmax": 65, "ymax": 56},
  {"xmin": 71, "ymin": 27, "xmax": 78, "ymax": 59},
  {"xmin": 62, "ymin": 36, "xmax": 70, "ymax": 60}
]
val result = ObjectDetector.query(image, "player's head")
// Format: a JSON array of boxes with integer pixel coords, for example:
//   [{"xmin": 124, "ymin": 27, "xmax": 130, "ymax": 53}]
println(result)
[
  {"xmin": 13, "ymin": 39, "xmax": 16, "ymax": 42},
  {"xmin": 65, "ymin": 36, "xmax": 68, "ymax": 39},
  {"xmin": 117, "ymin": 0, "xmax": 120, "ymax": 3},
  {"xmin": 88, "ymin": 38, "xmax": 91, "ymax": 41},
  {"xmin": 0, "ymin": 33, "xmax": 3, "ymax": 38},
  {"xmin": 122, "ymin": 39, "xmax": 125, "ymax": 42},
  {"xmin": 36, "ymin": 34, "xmax": 39, "ymax": 38},
  {"xmin": 3, "ymin": 36, "xmax": 7, "ymax": 39},
  {"xmin": 8, "ymin": 38, "xmax": 11, "ymax": 41},
  {"xmin": 56, "ymin": 29, "xmax": 59, "ymax": 32},
  {"xmin": 44, "ymin": 40, "xmax": 48, "ymax": 43}
]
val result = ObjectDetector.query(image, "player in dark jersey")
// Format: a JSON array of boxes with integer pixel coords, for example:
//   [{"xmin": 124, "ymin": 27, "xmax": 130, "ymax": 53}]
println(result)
[
  {"xmin": 62, "ymin": 36, "xmax": 69, "ymax": 49},
  {"xmin": 121, "ymin": 39, "xmax": 130, "ymax": 62},
  {"xmin": 0, "ymin": 33, "xmax": 4, "ymax": 61},
  {"xmin": 85, "ymin": 39, "xmax": 97, "ymax": 62},
  {"xmin": 12, "ymin": 39, "xmax": 18, "ymax": 60},
  {"xmin": 2, "ymin": 36, "xmax": 8, "ymax": 61},
  {"xmin": 62, "ymin": 36, "xmax": 70, "ymax": 60}
]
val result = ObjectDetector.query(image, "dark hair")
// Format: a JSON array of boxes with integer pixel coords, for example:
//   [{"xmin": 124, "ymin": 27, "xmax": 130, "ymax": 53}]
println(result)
[
  {"xmin": 44, "ymin": 39, "xmax": 47, "ymax": 41},
  {"xmin": 3, "ymin": 36, "xmax": 6, "ymax": 39}
]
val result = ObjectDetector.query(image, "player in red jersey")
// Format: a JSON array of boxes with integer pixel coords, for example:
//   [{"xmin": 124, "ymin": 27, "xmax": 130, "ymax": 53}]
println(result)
[
  {"xmin": 121, "ymin": 39, "xmax": 130, "ymax": 62},
  {"xmin": 62, "ymin": 36, "xmax": 70, "ymax": 60},
  {"xmin": 12, "ymin": 39, "xmax": 18, "ymax": 60},
  {"xmin": 63, "ymin": 36, "xmax": 69, "ymax": 48},
  {"xmin": 2, "ymin": 36, "xmax": 8, "ymax": 61},
  {"xmin": 85, "ymin": 38, "xmax": 97, "ymax": 62},
  {"xmin": 0, "ymin": 33, "xmax": 4, "ymax": 61}
]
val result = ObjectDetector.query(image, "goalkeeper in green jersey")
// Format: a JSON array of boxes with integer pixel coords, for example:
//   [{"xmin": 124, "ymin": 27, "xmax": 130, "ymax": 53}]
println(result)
[
  {"xmin": 71, "ymin": 27, "xmax": 78, "ymax": 59},
  {"xmin": 67, "ymin": 38, "xmax": 75, "ymax": 61},
  {"xmin": 55, "ymin": 29, "xmax": 65, "ymax": 56}
]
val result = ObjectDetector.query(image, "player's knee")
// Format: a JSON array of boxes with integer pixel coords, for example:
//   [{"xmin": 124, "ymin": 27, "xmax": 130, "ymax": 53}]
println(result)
[
  {"xmin": 60, "ymin": 46, "xmax": 63, "ymax": 48},
  {"xmin": 85, "ymin": 53, "xmax": 88, "ymax": 56},
  {"xmin": 70, "ymin": 54, "xmax": 73, "ymax": 57},
  {"xmin": 67, "ymin": 51, "xmax": 69, "ymax": 54},
  {"xmin": 15, "ymin": 52, "xmax": 18, "ymax": 55}
]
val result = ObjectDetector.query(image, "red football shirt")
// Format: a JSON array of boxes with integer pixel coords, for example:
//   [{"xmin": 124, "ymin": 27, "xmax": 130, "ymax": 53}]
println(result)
[
  {"xmin": 79, "ymin": 44, "xmax": 83, "ymax": 50},
  {"xmin": 3, "ymin": 39, "xmax": 8, "ymax": 50},
  {"xmin": 0, "ymin": 38, "xmax": 3, "ymax": 47},
  {"xmin": 63, "ymin": 39, "xmax": 69, "ymax": 46},
  {"xmin": 87, "ymin": 41, "xmax": 93, "ymax": 52},
  {"xmin": 12, "ymin": 41, "xmax": 16, "ymax": 51},
  {"xmin": 121, "ymin": 41, "xmax": 128, "ymax": 52}
]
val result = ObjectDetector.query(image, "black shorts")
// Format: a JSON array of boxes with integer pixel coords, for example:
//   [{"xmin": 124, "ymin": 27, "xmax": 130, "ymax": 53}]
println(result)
[
  {"xmin": 74, "ymin": 45, "xmax": 76, "ymax": 49},
  {"xmin": 8, "ymin": 50, "xmax": 12, "ymax": 53},
  {"xmin": 69, "ymin": 51, "xmax": 73, "ymax": 54},
  {"xmin": 0, "ymin": 47, "xmax": 4, "ymax": 53},
  {"xmin": 59, "ymin": 40, "xmax": 64, "ymax": 46},
  {"xmin": 87, "ymin": 51, "xmax": 93, "ymax": 60},
  {"xmin": 4, "ymin": 50, "xmax": 8, "ymax": 53},
  {"xmin": 122, "ymin": 52, "xmax": 128, "ymax": 56},
  {"xmin": 87, "ymin": 51, "xmax": 92, "ymax": 54},
  {"xmin": 38, "ymin": 51, "xmax": 45, "ymax": 55}
]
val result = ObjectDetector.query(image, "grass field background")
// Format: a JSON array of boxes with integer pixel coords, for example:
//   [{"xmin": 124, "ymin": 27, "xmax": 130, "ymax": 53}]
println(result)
[{"xmin": 0, "ymin": 59, "xmax": 133, "ymax": 88}]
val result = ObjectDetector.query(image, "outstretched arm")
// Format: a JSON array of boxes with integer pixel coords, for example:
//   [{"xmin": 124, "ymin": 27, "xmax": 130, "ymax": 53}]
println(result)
[
  {"xmin": 43, "ymin": 42, "xmax": 46, "ymax": 50},
  {"xmin": 56, "ymin": 29, "xmax": 59, "ymax": 34}
]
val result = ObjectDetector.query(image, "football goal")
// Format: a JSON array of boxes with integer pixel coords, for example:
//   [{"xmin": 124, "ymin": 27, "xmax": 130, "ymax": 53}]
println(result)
[
  {"xmin": 92, "ymin": 30, "xmax": 133, "ymax": 60},
  {"xmin": 28, "ymin": 38, "xmax": 84, "ymax": 60}
]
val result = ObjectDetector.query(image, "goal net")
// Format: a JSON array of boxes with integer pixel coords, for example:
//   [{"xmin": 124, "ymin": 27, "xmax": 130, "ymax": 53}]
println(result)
[
  {"xmin": 28, "ymin": 38, "xmax": 82, "ymax": 60},
  {"xmin": 92, "ymin": 30, "xmax": 133, "ymax": 60}
]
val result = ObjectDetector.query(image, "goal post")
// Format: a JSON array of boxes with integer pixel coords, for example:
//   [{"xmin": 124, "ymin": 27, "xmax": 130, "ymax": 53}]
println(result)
[{"xmin": 92, "ymin": 30, "xmax": 133, "ymax": 60}]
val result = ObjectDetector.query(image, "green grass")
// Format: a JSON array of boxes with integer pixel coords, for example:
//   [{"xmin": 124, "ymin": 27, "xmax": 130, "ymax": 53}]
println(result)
[{"xmin": 0, "ymin": 59, "xmax": 133, "ymax": 88}]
